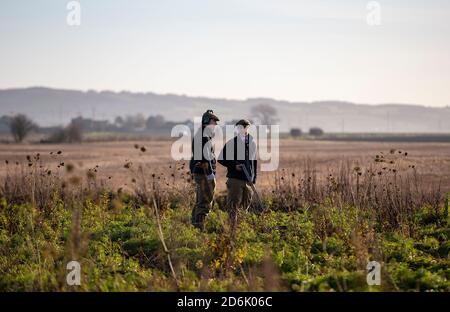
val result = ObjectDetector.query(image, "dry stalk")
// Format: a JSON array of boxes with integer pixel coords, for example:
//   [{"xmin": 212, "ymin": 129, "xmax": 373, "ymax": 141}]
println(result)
[{"xmin": 151, "ymin": 195, "xmax": 179, "ymax": 290}]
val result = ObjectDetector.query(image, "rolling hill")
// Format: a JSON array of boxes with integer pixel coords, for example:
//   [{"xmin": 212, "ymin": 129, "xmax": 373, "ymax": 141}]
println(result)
[{"xmin": 0, "ymin": 87, "xmax": 449, "ymax": 133}]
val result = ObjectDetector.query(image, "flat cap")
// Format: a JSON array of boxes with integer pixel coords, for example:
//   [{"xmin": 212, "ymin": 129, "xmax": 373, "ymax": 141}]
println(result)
[
  {"xmin": 235, "ymin": 119, "xmax": 251, "ymax": 127},
  {"xmin": 202, "ymin": 110, "xmax": 220, "ymax": 124}
]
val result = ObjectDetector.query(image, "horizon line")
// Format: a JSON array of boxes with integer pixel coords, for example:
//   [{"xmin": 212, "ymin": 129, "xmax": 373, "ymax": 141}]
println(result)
[{"xmin": 1, "ymin": 85, "xmax": 448, "ymax": 109}]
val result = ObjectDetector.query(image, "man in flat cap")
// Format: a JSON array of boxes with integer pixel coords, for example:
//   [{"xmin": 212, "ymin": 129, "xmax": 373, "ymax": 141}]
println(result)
[
  {"xmin": 189, "ymin": 110, "xmax": 220, "ymax": 230},
  {"xmin": 218, "ymin": 119, "xmax": 257, "ymax": 233}
]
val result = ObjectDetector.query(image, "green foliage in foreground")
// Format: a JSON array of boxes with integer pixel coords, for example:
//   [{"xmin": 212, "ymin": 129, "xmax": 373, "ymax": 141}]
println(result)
[{"xmin": 0, "ymin": 194, "xmax": 449, "ymax": 292}]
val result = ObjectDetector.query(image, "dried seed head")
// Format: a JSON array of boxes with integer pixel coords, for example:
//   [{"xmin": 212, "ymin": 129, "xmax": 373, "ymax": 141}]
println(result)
[
  {"xmin": 66, "ymin": 163, "xmax": 75, "ymax": 173},
  {"xmin": 86, "ymin": 170, "xmax": 96, "ymax": 180},
  {"xmin": 69, "ymin": 176, "xmax": 81, "ymax": 185}
]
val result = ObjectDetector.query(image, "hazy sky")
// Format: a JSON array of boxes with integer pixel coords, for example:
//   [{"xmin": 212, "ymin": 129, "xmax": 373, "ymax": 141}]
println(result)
[{"xmin": 1, "ymin": 0, "xmax": 449, "ymax": 106}]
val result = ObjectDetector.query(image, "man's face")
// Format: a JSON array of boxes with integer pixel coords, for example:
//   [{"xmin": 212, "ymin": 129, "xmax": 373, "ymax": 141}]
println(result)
[
  {"xmin": 204, "ymin": 119, "xmax": 217, "ymax": 137},
  {"xmin": 236, "ymin": 125, "xmax": 249, "ymax": 136}
]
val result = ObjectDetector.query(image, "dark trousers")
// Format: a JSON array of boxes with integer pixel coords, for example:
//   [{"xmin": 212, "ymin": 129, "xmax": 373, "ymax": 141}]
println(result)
[{"xmin": 191, "ymin": 173, "xmax": 216, "ymax": 229}]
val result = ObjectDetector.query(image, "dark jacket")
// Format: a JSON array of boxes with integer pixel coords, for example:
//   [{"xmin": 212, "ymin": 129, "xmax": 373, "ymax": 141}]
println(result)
[
  {"xmin": 189, "ymin": 127, "xmax": 216, "ymax": 175},
  {"xmin": 218, "ymin": 134, "xmax": 257, "ymax": 183}
]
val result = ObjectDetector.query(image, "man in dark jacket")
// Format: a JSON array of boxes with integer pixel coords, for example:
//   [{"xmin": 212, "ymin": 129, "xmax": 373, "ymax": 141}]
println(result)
[
  {"xmin": 218, "ymin": 119, "xmax": 257, "ymax": 230},
  {"xmin": 190, "ymin": 110, "xmax": 219, "ymax": 230}
]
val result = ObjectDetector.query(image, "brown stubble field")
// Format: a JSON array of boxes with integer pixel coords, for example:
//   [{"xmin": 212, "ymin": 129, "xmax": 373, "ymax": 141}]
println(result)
[
  {"xmin": 1, "ymin": 138, "xmax": 450, "ymax": 292},
  {"xmin": 1, "ymin": 139, "xmax": 450, "ymax": 193}
]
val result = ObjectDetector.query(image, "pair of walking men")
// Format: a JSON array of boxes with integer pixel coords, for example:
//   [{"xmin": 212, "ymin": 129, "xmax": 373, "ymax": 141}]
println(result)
[{"xmin": 190, "ymin": 109, "xmax": 257, "ymax": 230}]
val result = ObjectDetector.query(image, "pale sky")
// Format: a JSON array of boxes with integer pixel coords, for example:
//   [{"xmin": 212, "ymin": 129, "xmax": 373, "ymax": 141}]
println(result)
[{"xmin": 0, "ymin": 0, "xmax": 449, "ymax": 106}]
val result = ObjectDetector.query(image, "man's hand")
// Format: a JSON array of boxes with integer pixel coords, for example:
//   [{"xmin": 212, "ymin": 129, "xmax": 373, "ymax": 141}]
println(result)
[{"xmin": 195, "ymin": 162, "xmax": 209, "ymax": 169}]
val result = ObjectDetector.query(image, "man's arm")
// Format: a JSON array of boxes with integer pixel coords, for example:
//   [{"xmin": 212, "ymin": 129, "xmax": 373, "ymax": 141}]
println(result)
[
  {"xmin": 218, "ymin": 141, "xmax": 235, "ymax": 168},
  {"xmin": 192, "ymin": 135, "xmax": 213, "ymax": 175},
  {"xmin": 202, "ymin": 136, "xmax": 215, "ymax": 175}
]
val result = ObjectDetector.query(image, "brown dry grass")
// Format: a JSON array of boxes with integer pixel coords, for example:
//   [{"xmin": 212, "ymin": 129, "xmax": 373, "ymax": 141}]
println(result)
[
  {"xmin": 0, "ymin": 139, "xmax": 448, "ymax": 291},
  {"xmin": 1, "ymin": 139, "xmax": 449, "ymax": 192}
]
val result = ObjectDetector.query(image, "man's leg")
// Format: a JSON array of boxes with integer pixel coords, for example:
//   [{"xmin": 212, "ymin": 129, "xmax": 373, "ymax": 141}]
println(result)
[
  {"xmin": 226, "ymin": 178, "xmax": 244, "ymax": 235},
  {"xmin": 205, "ymin": 177, "xmax": 216, "ymax": 212},
  {"xmin": 224, "ymin": 178, "xmax": 245, "ymax": 272},
  {"xmin": 192, "ymin": 174, "xmax": 214, "ymax": 230}
]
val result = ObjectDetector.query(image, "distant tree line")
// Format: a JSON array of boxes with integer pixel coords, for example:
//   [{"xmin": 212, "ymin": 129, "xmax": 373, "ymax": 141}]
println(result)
[
  {"xmin": 290, "ymin": 127, "xmax": 325, "ymax": 137},
  {"xmin": 0, "ymin": 103, "xmax": 324, "ymax": 143},
  {"xmin": 251, "ymin": 103, "xmax": 324, "ymax": 137},
  {"xmin": 0, "ymin": 113, "xmax": 193, "ymax": 143}
]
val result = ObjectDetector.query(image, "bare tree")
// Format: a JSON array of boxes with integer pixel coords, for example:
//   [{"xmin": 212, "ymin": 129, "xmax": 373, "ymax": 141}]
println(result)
[
  {"xmin": 9, "ymin": 114, "xmax": 35, "ymax": 143},
  {"xmin": 66, "ymin": 120, "xmax": 83, "ymax": 143},
  {"xmin": 290, "ymin": 128, "xmax": 302, "ymax": 137},
  {"xmin": 123, "ymin": 113, "xmax": 146, "ymax": 131},
  {"xmin": 251, "ymin": 104, "xmax": 279, "ymax": 125},
  {"xmin": 46, "ymin": 120, "xmax": 83, "ymax": 143},
  {"xmin": 309, "ymin": 127, "xmax": 324, "ymax": 136},
  {"xmin": 146, "ymin": 115, "xmax": 166, "ymax": 129},
  {"xmin": 114, "ymin": 116, "xmax": 124, "ymax": 128}
]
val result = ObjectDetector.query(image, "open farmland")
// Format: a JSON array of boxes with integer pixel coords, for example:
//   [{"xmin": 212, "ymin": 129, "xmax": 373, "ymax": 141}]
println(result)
[
  {"xmin": 1, "ymin": 139, "xmax": 450, "ymax": 191},
  {"xmin": 0, "ymin": 139, "xmax": 449, "ymax": 291}
]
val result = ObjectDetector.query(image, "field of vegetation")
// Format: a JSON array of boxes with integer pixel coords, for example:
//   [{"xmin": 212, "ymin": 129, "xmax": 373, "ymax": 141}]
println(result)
[{"xmin": 0, "ymin": 141, "xmax": 449, "ymax": 291}]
